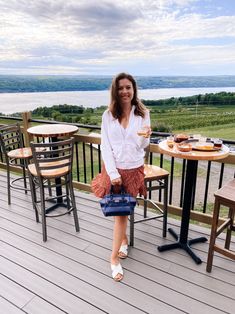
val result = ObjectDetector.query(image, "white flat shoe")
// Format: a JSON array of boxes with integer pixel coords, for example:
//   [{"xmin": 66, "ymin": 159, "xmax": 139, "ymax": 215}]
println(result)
[
  {"xmin": 118, "ymin": 244, "xmax": 128, "ymax": 259},
  {"xmin": 111, "ymin": 263, "xmax": 123, "ymax": 282}
]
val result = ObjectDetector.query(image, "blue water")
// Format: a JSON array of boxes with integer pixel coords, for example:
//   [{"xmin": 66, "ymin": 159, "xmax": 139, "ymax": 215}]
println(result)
[{"xmin": 1, "ymin": 86, "xmax": 235, "ymax": 114}]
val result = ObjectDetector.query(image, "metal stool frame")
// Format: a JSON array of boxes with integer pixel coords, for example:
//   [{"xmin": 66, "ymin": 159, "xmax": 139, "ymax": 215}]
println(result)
[
  {"xmin": 129, "ymin": 148, "xmax": 169, "ymax": 246},
  {"xmin": 28, "ymin": 137, "xmax": 80, "ymax": 242},
  {"xmin": 0, "ymin": 123, "xmax": 32, "ymax": 205},
  {"xmin": 206, "ymin": 179, "xmax": 235, "ymax": 272}
]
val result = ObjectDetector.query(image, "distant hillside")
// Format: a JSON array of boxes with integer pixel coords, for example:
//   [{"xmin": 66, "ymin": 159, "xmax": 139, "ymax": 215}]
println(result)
[
  {"xmin": 29, "ymin": 92, "xmax": 235, "ymax": 130},
  {"xmin": 1, "ymin": 75, "xmax": 235, "ymax": 93}
]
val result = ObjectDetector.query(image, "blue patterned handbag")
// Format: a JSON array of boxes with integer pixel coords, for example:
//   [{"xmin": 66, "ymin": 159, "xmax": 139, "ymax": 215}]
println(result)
[{"xmin": 100, "ymin": 185, "xmax": 136, "ymax": 217}]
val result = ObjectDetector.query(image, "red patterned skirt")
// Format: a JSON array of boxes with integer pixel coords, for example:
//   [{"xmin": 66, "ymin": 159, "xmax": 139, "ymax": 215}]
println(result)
[{"xmin": 91, "ymin": 165, "xmax": 146, "ymax": 198}]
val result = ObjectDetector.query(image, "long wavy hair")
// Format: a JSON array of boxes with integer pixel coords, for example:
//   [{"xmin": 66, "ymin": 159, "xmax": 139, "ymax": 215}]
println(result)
[{"xmin": 109, "ymin": 72, "xmax": 147, "ymax": 121}]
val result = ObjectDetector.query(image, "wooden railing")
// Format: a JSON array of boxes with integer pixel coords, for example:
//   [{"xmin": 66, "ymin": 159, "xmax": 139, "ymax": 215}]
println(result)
[{"xmin": 1, "ymin": 112, "xmax": 235, "ymax": 227}]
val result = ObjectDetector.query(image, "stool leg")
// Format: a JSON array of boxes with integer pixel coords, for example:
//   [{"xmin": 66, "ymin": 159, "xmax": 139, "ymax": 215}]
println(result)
[
  {"xmin": 69, "ymin": 178, "xmax": 80, "ymax": 232},
  {"xmin": 22, "ymin": 159, "xmax": 28, "ymax": 194},
  {"xmin": 163, "ymin": 176, "xmax": 168, "ymax": 238},
  {"xmin": 65, "ymin": 176, "xmax": 71, "ymax": 214},
  {"xmin": 7, "ymin": 162, "xmax": 11, "ymax": 205},
  {"xmin": 207, "ymin": 198, "xmax": 220, "ymax": 272},
  {"xmin": 144, "ymin": 196, "xmax": 147, "ymax": 218},
  {"xmin": 129, "ymin": 212, "xmax": 134, "ymax": 246},
  {"xmin": 48, "ymin": 179, "xmax": 52, "ymax": 197},
  {"xmin": 40, "ymin": 184, "xmax": 47, "ymax": 242},
  {"xmin": 28, "ymin": 173, "xmax": 39, "ymax": 223},
  {"xmin": 225, "ymin": 207, "xmax": 234, "ymax": 250}
]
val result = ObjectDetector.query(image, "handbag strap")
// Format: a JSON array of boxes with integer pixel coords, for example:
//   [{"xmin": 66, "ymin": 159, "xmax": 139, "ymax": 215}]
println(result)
[
  {"xmin": 110, "ymin": 184, "xmax": 126, "ymax": 195},
  {"xmin": 110, "ymin": 185, "xmax": 130, "ymax": 202}
]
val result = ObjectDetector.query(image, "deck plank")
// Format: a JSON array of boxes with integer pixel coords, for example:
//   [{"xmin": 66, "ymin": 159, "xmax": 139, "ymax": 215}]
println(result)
[
  {"xmin": 0, "ymin": 226, "xmax": 182, "ymax": 313},
  {"xmin": 23, "ymin": 296, "xmax": 66, "ymax": 314},
  {"xmin": 0, "ymin": 274, "xmax": 34, "ymax": 308},
  {"xmin": 0, "ymin": 296, "xmax": 25, "ymax": 314},
  {"xmin": 0, "ymin": 171, "xmax": 235, "ymax": 314},
  {"xmin": 0, "ymin": 254, "xmax": 103, "ymax": 314}
]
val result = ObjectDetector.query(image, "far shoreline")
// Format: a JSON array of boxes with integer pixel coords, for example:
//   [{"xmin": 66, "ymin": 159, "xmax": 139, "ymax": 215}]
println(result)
[{"xmin": 0, "ymin": 86, "xmax": 235, "ymax": 115}]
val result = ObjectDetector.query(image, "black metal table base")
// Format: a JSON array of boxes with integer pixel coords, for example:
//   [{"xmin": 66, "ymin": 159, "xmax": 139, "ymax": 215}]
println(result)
[
  {"xmin": 45, "ymin": 202, "xmax": 68, "ymax": 214},
  {"xmin": 44, "ymin": 195, "xmax": 69, "ymax": 214},
  {"xmin": 158, "ymin": 228, "xmax": 207, "ymax": 264}
]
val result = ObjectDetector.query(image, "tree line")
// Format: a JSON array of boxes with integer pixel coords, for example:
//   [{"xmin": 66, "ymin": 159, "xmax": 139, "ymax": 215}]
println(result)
[{"xmin": 142, "ymin": 92, "xmax": 235, "ymax": 107}]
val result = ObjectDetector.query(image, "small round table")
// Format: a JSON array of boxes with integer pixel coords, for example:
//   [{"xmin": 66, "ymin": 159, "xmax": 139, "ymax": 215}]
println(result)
[
  {"xmin": 27, "ymin": 124, "xmax": 78, "ymax": 138},
  {"xmin": 157, "ymin": 140, "xmax": 230, "ymax": 264}
]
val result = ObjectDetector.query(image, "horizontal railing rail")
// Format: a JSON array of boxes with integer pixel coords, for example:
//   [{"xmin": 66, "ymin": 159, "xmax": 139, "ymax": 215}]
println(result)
[{"xmin": 1, "ymin": 113, "xmax": 235, "ymax": 227}]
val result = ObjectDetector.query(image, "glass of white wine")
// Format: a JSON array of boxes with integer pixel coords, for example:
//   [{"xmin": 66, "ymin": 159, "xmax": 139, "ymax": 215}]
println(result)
[
  {"xmin": 167, "ymin": 136, "xmax": 174, "ymax": 148},
  {"xmin": 137, "ymin": 126, "xmax": 150, "ymax": 138}
]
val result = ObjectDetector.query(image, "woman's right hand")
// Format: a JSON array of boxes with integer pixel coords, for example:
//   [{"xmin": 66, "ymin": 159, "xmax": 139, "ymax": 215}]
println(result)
[
  {"xmin": 137, "ymin": 125, "xmax": 152, "ymax": 138},
  {"xmin": 111, "ymin": 177, "xmax": 122, "ymax": 185}
]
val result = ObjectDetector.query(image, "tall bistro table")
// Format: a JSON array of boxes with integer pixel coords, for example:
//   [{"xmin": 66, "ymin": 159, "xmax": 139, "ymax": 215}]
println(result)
[
  {"xmin": 157, "ymin": 140, "xmax": 230, "ymax": 264},
  {"xmin": 27, "ymin": 124, "xmax": 78, "ymax": 208}
]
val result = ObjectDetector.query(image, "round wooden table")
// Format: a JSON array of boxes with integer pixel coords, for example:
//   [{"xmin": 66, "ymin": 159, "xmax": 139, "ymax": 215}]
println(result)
[
  {"xmin": 157, "ymin": 140, "xmax": 230, "ymax": 264},
  {"xmin": 27, "ymin": 124, "xmax": 78, "ymax": 138}
]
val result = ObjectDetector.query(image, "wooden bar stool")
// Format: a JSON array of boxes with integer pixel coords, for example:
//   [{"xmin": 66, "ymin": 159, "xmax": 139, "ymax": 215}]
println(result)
[
  {"xmin": 129, "ymin": 163, "xmax": 169, "ymax": 247},
  {"xmin": 206, "ymin": 179, "xmax": 235, "ymax": 272},
  {"xmin": 28, "ymin": 137, "xmax": 80, "ymax": 242},
  {"xmin": 0, "ymin": 123, "xmax": 32, "ymax": 205}
]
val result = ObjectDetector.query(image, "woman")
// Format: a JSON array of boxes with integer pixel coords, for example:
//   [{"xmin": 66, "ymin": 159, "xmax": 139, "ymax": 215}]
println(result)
[{"xmin": 92, "ymin": 72, "xmax": 151, "ymax": 281}]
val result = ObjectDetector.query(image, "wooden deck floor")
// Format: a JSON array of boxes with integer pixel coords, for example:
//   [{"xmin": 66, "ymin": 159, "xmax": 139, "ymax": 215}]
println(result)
[{"xmin": 0, "ymin": 170, "xmax": 234, "ymax": 314}]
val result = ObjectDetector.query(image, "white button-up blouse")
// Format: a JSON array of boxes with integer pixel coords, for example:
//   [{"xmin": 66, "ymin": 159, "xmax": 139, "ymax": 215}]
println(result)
[{"xmin": 101, "ymin": 106, "xmax": 150, "ymax": 181}]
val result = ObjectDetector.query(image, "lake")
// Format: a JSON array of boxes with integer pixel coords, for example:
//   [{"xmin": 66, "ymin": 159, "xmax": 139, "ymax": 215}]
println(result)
[{"xmin": 1, "ymin": 86, "xmax": 235, "ymax": 114}]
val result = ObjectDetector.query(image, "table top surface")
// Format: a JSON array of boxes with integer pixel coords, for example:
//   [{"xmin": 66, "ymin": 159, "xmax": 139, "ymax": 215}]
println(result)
[
  {"xmin": 27, "ymin": 124, "xmax": 78, "ymax": 137},
  {"xmin": 158, "ymin": 140, "xmax": 230, "ymax": 161}
]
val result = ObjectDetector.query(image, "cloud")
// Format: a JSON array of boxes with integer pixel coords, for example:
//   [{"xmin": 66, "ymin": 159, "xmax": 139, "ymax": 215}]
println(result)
[
  {"xmin": 1, "ymin": 0, "xmax": 141, "ymax": 36},
  {"xmin": 0, "ymin": 0, "xmax": 235, "ymax": 75}
]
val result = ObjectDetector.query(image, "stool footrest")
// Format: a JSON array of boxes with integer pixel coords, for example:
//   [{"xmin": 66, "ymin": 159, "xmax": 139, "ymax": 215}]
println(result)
[
  {"xmin": 136, "ymin": 197, "xmax": 164, "ymax": 214},
  {"xmin": 133, "ymin": 214, "xmax": 164, "ymax": 224},
  {"xmin": 10, "ymin": 176, "xmax": 31, "ymax": 192},
  {"xmin": 216, "ymin": 219, "xmax": 231, "ymax": 236},
  {"xmin": 214, "ymin": 244, "xmax": 235, "ymax": 260}
]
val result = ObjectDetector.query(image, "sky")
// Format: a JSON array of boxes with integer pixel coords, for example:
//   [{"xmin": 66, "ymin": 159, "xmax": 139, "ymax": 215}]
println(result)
[{"xmin": 1, "ymin": 0, "xmax": 235, "ymax": 76}]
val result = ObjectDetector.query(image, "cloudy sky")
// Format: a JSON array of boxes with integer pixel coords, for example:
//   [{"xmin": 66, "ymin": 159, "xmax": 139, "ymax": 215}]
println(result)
[{"xmin": 1, "ymin": 0, "xmax": 235, "ymax": 76}]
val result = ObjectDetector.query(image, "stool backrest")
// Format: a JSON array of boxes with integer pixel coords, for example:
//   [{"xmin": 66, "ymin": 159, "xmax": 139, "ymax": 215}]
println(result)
[
  {"xmin": 0, "ymin": 123, "xmax": 24, "ymax": 162},
  {"xmin": 30, "ymin": 137, "xmax": 74, "ymax": 179}
]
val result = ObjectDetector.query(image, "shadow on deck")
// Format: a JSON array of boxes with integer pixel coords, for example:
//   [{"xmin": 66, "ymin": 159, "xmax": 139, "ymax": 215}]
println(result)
[{"xmin": 0, "ymin": 170, "xmax": 234, "ymax": 314}]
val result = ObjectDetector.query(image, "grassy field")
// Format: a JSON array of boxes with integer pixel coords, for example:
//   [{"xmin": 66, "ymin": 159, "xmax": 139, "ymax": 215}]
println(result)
[
  {"xmin": 178, "ymin": 123, "xmax": 235, "ymax": 140},
  {"xmin": 149, "ymin": 104, "xmax": 235, "ymax": 140},
  {"xmin": 90, "ymin": 103, "xmax": 235, "ymax": 140}
]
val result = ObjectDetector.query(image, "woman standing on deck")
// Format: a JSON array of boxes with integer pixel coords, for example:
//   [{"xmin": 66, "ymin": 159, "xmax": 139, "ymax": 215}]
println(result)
[{"xmin": 92, "ymin": 72, "xmax": 151, "ymax": 281}]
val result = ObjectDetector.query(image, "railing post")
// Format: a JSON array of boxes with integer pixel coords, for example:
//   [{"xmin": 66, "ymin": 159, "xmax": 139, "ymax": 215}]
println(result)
[{"xmin": 22, "ymin": 111, "xmax": 32, "ymax": 146}]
